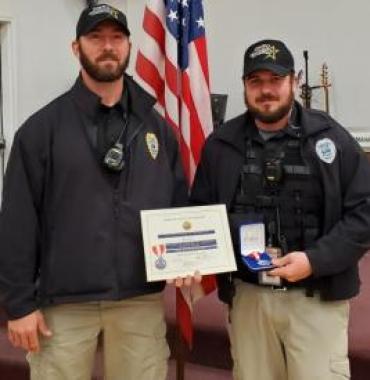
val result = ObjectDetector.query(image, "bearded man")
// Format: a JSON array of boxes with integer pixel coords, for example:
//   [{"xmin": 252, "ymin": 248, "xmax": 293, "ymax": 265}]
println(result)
[
  {"xmin": 0, "ymin": 4, "xmax": 187, "ymax": 380},
  {"xmin": 191, "ymin": 39, "xmax": 370, "ymax": 380}
]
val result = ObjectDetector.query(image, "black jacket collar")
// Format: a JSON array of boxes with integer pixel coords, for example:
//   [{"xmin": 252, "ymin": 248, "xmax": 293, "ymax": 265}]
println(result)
[
  {"xmin": 124, "ymin": 74, "xmax": 156, "ymax": 119},
  {"xmin": 212, "ymin": 101, "xmax": 332, "ymax": 153},
  {"xmin": 70, "ymin": 74, "xmax": 156, "ymax": 122}
]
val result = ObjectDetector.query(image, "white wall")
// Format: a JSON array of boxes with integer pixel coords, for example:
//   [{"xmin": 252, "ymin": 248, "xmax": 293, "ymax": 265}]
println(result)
[{"xmin": 127, "ymin": 0, "xmax": 370, "ymax": 132}]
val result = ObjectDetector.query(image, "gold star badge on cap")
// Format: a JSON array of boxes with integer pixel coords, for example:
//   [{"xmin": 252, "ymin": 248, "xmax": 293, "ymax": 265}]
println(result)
[
  {"xmin": 265, "ymin": 45, "xmax": 279, "ymax": 60},
  {"xmin": 111, "ymin": 9, "xmax": 119, "ymax": 19}
]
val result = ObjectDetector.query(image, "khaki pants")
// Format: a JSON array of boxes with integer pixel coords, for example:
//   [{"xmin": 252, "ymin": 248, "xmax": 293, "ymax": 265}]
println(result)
[
  {"xmin": 27, "ymin": 293, "xmax": 169, "ymax": 380},
  {"xmin": 229, "ymin": 281, "xmax": 350, "ymax": 380}
]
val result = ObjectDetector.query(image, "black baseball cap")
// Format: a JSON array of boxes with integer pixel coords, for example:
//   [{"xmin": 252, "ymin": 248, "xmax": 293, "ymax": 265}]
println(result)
[
  {"xmin": 76, "ymin": 3, "xmax": 130, "ymax": 38},
  {"xmin": 243, "ymin": 39, "xmax": 294, "ymax": 78}
]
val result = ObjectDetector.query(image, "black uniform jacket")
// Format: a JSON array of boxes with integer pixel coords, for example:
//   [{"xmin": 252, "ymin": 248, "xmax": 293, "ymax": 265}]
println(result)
[
  {"xmin": 191, "ymin": 102, "xmax": 370, "ymax": 301},
  {"xmin": 0, "ymin": 75, "xmax": 188, "ymax": 319}
]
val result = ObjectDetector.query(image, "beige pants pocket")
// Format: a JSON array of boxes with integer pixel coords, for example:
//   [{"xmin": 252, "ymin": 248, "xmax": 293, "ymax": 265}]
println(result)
[{"xmin": 330, "ymin": 358, "xmax": 350, "ymax": 379}]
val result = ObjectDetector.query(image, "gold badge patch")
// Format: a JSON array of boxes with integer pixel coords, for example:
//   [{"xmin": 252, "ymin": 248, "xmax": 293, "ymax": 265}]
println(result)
[{"xmin": 146, "ymin": 133, "xmax": 159, "ymax": 160}]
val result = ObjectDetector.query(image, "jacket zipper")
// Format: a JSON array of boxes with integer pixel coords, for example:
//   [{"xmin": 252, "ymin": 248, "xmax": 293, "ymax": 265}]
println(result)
[{"xmin": 112, "ymin": 183, "xmax": 121, "ymax": 296}]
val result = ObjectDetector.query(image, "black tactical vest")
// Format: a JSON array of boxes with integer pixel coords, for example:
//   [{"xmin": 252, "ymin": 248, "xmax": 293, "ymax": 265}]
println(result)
[{"xmin": 230, "ymin": 127, "xmax": 323, "ymax": 280}]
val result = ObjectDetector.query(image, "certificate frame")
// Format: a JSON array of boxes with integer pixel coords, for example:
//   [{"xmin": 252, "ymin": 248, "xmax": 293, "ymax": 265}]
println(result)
[{"xmin": 140, "ymin": 204, "xmax": 236, "ymax": 282}]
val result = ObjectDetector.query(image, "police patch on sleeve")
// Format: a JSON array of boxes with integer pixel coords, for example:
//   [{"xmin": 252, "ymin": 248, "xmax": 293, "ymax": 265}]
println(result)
[
  {"xmin": 315, "ymin": 138, "xmax": 336, "ymax": 164},
  {"xmin": 146, "ymin": 132, "xmax": 159, "ymax": 160}
]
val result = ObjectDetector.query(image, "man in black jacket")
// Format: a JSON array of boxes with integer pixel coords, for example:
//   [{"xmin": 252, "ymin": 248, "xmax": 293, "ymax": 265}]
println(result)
[
  {"xmin": 191, "ymin": 39, "xmax": 370, "ymax": 379},
  {"xmin": 0, "ymin": 4, "xmax": 187, "ymax": 380}
]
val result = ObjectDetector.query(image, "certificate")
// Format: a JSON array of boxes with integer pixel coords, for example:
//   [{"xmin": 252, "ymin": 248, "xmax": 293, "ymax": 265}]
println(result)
[{"xmin": 140, "ymin": 204, "xmax": 236, "ymax": 282}]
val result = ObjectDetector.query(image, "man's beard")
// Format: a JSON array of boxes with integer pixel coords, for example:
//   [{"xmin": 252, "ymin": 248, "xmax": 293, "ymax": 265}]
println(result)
[
  {"xmin": 245, "ymin": 90, "xmax": 294, "ymax": 124},
  {"xmin": 79, "ymin": 47, "xmax": 130, "ymax": 82}
]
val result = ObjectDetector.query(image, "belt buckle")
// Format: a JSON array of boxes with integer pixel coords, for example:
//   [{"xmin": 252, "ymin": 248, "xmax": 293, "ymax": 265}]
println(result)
[{"xmin": 271, "ymin": 285, "xmax": 288, "ymax": 292}]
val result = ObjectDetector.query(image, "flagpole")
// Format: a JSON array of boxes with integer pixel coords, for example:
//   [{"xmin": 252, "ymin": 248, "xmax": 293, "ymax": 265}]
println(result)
[{"xmin": 175, "ymin": 305, "xmax": 186, "ymax": 380}]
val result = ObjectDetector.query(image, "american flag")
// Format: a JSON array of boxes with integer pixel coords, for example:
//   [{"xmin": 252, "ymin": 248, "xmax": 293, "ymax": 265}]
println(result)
[{"xmin": 135, "ymin": 0, "xmax": 216, "ymax": 347}]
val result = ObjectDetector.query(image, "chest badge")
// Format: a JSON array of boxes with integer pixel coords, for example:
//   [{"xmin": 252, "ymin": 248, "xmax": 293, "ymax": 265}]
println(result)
[
  {"xmin": 146, "ymin": 132, "xmax": 159, "ymax": 160},
  {"xmin": 315, "ymin": 138, "xmax": 336, "ymax": 164}
]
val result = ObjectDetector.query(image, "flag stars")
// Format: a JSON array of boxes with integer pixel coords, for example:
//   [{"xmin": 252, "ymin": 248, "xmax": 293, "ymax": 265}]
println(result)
[
  {"xmin": 168, "ymin": 9, "xmax": 178, "ymax": 22},
  {"xmin": 196, "ymin": 17, "xmax": 205, "ymax": 28},
  {"xmin": 182, "ymin": 17, "xmax": 187, "ymax": 27},
  {"xmin": 182, "ymin": 0, "xmax": 189, "ymax": 7}
]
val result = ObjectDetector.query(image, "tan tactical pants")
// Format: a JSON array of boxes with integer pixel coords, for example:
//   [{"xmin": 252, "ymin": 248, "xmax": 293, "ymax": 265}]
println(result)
[
  {"xmin": 27, "ymin": 292, "xmax": 169, "ymax": 380},
  {"xmin": 229, "ymin": 281, "xmax": 350, "ymax": 380}
]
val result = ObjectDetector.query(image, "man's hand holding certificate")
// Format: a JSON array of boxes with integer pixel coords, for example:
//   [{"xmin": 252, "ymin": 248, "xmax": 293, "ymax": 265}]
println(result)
[{"xmin": 140, "ymin": 205, "xmax": 237, "ymax": 282}]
